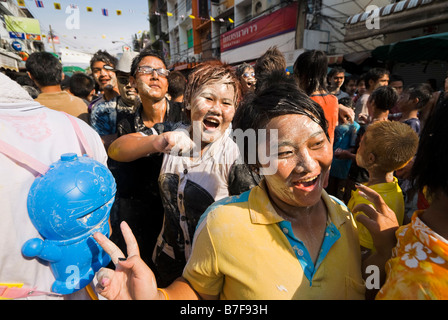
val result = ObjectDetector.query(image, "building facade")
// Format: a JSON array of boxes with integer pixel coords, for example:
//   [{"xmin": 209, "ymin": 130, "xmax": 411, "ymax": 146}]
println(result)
[
  {"xmin": 0, "ymin": 0, "xmax": 44, "ymax": 71},
  {"xmin": 146, "ymin": 0, "xmax": 448, "ymax": 82}
]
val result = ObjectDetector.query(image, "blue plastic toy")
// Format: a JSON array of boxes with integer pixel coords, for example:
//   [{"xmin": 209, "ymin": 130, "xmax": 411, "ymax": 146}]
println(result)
[{"xmin": 22, "ymin": 153, "xmax": 116, "ymax": 294}]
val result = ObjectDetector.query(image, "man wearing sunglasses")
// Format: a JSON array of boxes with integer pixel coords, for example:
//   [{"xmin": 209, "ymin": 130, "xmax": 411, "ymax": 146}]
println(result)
[
  {"xmin": 109, "ymin": 49, "xmax": 186, "ymax": 271},
  {"xmin": 90, "ymin": 51, "xmax": 138, "ymax": 150}
]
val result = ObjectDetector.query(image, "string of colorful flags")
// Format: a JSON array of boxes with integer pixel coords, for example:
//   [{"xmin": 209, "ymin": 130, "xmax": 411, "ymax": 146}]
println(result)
[{"xmin": 16, "ymin": 0, "xmax": 234, "ymax": 23}]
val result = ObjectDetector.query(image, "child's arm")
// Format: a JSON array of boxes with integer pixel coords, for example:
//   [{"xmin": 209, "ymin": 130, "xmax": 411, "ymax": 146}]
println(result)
[{"xmin": 351, "ymin": 184, "xmax": 399, "ymax": 299}]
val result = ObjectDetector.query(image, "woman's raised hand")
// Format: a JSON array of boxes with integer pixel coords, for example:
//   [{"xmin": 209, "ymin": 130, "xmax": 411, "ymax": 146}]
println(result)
[{"xmin": 93, "ymin": 221, "xmax": 163, "ymax": 300}]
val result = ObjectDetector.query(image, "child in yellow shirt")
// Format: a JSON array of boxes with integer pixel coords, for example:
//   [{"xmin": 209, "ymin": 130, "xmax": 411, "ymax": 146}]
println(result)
[{"xmin": 348, "ymin": 121, "xmax": 418, "ymax": 256}]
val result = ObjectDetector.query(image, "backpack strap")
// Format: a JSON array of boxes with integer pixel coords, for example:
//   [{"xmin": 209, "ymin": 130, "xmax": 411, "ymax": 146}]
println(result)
[
  {"xmin": 62, "ymin": 112, "xmax": 93, "ymax": 158},
  {"xmin": 0, "ymin": 140, "xmax": 50, "ymax": 176}
]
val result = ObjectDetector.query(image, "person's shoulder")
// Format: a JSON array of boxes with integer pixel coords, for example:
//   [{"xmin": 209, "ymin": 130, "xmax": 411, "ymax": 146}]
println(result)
[{"xmin": 198, "ymin": 191, "xmax": 251, "ymax": 227}]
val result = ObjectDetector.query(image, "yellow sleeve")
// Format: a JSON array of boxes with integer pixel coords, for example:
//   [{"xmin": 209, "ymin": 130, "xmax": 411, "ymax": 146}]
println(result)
[{"xmin": 182, "ymin": 214, "xmax": 224, "ymax": 296}]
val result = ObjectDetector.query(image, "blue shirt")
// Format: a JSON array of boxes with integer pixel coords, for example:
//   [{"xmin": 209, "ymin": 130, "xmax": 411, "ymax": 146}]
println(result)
[
  {"xmin": 278, "ymin": 218, "xmax": 341, "ymax": 285},
  {"xmin": 90, "ymin": 97, "xmax": 118, "ymax": 136}
]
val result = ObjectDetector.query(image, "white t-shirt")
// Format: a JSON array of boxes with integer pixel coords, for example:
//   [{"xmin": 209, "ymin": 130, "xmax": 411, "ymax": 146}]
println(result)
[
  {"xmin": 157, "ymin": 128, "xmax": 241, "ymax": 261},
  {"xmin": 0, "ymin": 98, "xmax": 107, "ymax": 299}
]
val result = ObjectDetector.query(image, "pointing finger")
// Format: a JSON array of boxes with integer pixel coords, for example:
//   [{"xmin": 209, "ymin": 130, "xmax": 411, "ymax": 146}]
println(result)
[
  {"xmin": 93, "ymin": 231, "xmax": 126, "ymax": 265},
  {"xmin": 120, "ymin": 221, "xmax": 140, "ymax": 258}
]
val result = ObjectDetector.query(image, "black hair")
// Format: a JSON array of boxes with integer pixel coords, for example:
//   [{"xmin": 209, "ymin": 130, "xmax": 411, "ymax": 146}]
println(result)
[
  {"xmin": 61, "ymin": 75, "xmax": 71, "ymax": 90},
  {"xmin": 328, "ymin": 67, "xmax": 345, "ymax": 78},
  {"xmin": 89, "ymin": 50, "xmax": 118, "ymax": 70},
  {"xmin": 365, "ymin": 67, "xmax": 390, "ymax": 90},
  {"xmin": 254, "ymin": 46, "xmax": 286, "ymax": 93},
  {"xmin": 293, "ymin": 50, "xmax": 328, "ymax": 95},
  {"xmin": 389, "ymin": 74, "xmax": 404, "ymax": 83},
  {"xmin": 405, "ymin": 83, "xmax": 433, "ymax": 110},
  {"xmin": 338, "ymin": 96, "xmax": 354, "ymax": 109},
  {"xmin": 167, "ymin": 70, "xmax": 186, "ymax": 100},
  {"xmin": 130, "ymin": 48, "xmax": 167, "ymax": 77},
  {"xmin": 26, "ymin": 52, "xmax": 62, "ymax": 86},
  {"xmin": 346, "ymin": 74, "xmax": 360, "ymax": 83},
  {"xmin": 70, "ymin": 72, "xmax": 95, "ymax": 99},
  {"xmin": 233, "ymin": 72, "xmax": 329, "ymax": 168},
  {"xmin": 369, "ymin": 85, "xmax": 398, "ymax": 111},
  {"xmin": 411, "ymin": 96, "xmax": 448, "ymax": 197}
]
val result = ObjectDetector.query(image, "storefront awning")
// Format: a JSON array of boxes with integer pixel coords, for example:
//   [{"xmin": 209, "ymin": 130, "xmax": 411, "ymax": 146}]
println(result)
[
  {"xmin": 0, "ymin": 50, "xmax": 21, "ymax": 72},
  {"xmin": 372, "ymin": 32, "xmax": 448, "ymax": 63},
  {"xmin": 344, "ymin": 0, "xmax": 448, "ymax": 42}
]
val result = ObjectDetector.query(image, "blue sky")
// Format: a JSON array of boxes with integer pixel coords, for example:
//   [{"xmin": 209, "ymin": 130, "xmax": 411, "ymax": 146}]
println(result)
[{"xmin": 23, "ymin": 0, "xmax": 150, "ymax": 55}]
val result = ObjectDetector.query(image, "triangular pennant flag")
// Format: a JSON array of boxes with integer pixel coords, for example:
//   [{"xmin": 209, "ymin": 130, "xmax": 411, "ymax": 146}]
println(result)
[
  {"xmin": 188, "ymin": 15, "xmax": 195, "ymax": 19},
  {"xmin": 219, "ymin": 18, "xmax": 225, "ymax": 22},
  {"xmin": 54, "ymin": 2, "xmax": 61, "ymax": 10},
  {"xmin": 35, "ymin": 0, "xmax": 44, "ymax": 8},
  {"xmin": 17, "ymin": 0, "xmax": 25, "ymax": 7},
  {"xmin": 102, "ymin": 8, "xmax": 108, "ymax": 16},
  {"xmin": 167, "ymin": 12, "xmax": 173, "ymax": 17},
  {"xmin": 210, "ymin": 16, "xmax": 215, "ymax": 21},
  {"xmin": 228, "ymin": 17, "xmax": 234, "ymax": 23},
  {"xmin": 116, "ymin": 10, "xmax": 122, "ymax": 16},
  {"xmin": 86, "ymin": 7, "xmax": 93, "ymax": 12}
]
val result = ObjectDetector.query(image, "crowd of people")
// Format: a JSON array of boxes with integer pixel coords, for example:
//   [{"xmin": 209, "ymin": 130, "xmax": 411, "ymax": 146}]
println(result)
[{"xmin": 1, "ymin": 44, "xmax": 448, "ymax": 300}]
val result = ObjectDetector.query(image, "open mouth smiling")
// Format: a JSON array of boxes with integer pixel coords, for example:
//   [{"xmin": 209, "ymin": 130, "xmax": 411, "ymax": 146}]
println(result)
[
  {"xmin": 203, "ymin": 116, "xmax": 220, "ymax": 131},
  {"xmin": 292, "ymin": 174, "xmax": 320, "ymax": 191}
]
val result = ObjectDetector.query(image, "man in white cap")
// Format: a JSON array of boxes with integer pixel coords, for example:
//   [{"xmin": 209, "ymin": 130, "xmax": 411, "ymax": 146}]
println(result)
[{"xmin": 90, "ymin": 51, "xmax": 139, "ymax": 150}]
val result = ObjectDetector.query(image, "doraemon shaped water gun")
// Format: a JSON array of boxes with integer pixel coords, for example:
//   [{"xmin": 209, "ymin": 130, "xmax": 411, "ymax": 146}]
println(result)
[
  {"xmin": 0, "ymin": 114, "xmax": 115, "ymax": 296},
  {"xmin": 22, "ymin": 152, "xmax": 115, "ymax": 294}
]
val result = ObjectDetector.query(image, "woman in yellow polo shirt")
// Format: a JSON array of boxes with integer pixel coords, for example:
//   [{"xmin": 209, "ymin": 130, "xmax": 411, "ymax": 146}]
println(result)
[{"xmin": 93, "ymin": 73, "xmax": 399, "ymax": 300}]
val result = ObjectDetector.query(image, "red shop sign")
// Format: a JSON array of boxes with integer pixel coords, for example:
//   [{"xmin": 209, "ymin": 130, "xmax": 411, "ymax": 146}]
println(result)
[{"xmin": 220, "ymin": 2, "xmax": 298, "ymax": 53}]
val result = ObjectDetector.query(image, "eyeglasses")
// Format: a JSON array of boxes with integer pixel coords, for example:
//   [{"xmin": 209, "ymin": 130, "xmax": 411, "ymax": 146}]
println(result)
[
  {"xmin": 92, "ymin": 65, "xmax": 115, "ymax": 74},
  {"xmin": 137, "ymin": 66, "xmax": 170, "ymax": 77},
  {"xmin": 243, "ymin": 72, "xmax": 255, "ymax": 78}
]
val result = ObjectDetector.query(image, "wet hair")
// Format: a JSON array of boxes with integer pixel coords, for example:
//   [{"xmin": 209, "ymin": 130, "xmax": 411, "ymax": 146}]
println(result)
[
  {"xmin": 404, "ymin": 83, "xmax": 433, "ymax": 110},
  {"xmin": 411, "ymin": 96, "xmax": 448, "ymax": 197},
  {"xmin": 167, "ymin": 70, "xmax": 186, "ymax": 100},
  {"xmin": 70, "ymin": 72, "xmax": 95, "ymax": 99},
  {"xmin": 26, "ymin": 52, "xmax": 62, "ymax": 86},
  {"xmin": 369, "ymin": 85, "xmax": 398, "ymax": 111},
  {"xmin": 130, "ymin": 48, "xmax": 167, "ymax": 77},
  {"xmin": 362, "ymin": 120, "xmax": 418, "ymax": 173},
  {"xmin": 233, "ymin": 72, "xmax": 329, "ymax": 168},
  {"xmin": 254, "ymin": 46, "xmax": 286, "ymax": 93},
  {"xmin": 365, "ymin": 67, "xmax": 390, "ymax": 89},
  {"xmin": 89, "ymin": 50, "xmax": 118, "ymax": 70},
  {"xmin": 184, "ymin": 60, "xmax": 241, "ymax": 109},
  {"xmin": 293, "ymin": 50, "xmax": 328, "ymax": 95}
]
